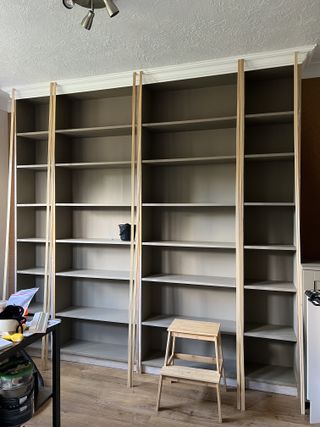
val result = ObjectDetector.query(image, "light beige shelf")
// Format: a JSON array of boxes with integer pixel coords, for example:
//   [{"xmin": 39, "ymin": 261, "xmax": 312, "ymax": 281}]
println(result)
[
  {"xmin": 245, "ymin": 280, "xmax": 295, "ymax": 293},
  {"xmin": 244, "ymin": 323, "xmax": 296, "ymax": 342},
  {"xmin": 56, "ymin": 124, "xmax": 132, "ymax": 138},
  {"xmin": 142, "ymin": 155, "xmax": 236, "ymax": 166},
  {"xmin": 17, "ymin": 267, "xmax": 45, "ymax": 275},
  {"xmin": 244, "ymin": 244, "xmax": 295, "ymax": 251},
  {"xmin": 56, "ymin": 269, "xmax": 130, "ymax": 281},
  {"xmin": 143, "ymin": 203, "xmax": 235, "ymax": 207},
  {"xmin": 17, "ymin": 237, "xmax": 46, "ymax": 243},
  {"xmin": 142, "ymin": 240, "xmax": 236, "ymax": 249},
  {"xmin": 245, "ymin": 111, "xmax": 293, "ymax": 124},
  {"xmin": 56, "ymin": 238, "xmax": 130, "ymax": 245},
  {"xmin": 17, "ymin": 131, "xmax": 48, "ymax": 140},
  {"xmin": 17, "ymin": 203, "xmax": 46, "ymax": 208},
  {"xmin": 17, "ymin": 164, "xmax": 47, "ymax": 170},
  {"xmin": 56, "ymin": 161, "xmax": 131, "ymax": 169},
  {"xmin": 142, "ymin": 273, "xmax": 236, "ymax": 289},
  {"xmin": 245, "ymin": 202, "xmax": 294, "ymax": 207},
  {"xmin": 143, "ymin": 116, "xmax": 237, "ymax": 132},
  {"xmin": 245, "ymin": 153, "xmax": 294, "ymax": 162},
  {"xmin": 56, "ymin": 203, "xmax": 131, "ymax": 208},
  {"xmin": 56, "ymin": 306, "xmax": 128, "ymax": 324},
  {"xmin": 245, "ymin": 364, "xmax": 296, "ymax": 387},
  {"xmin": 142, "ymin": 314, "xmax": 236, "ymax": 334},
  {"xmin": 61, "ymin": 340, "xmax": 128, "ymax": 362}
]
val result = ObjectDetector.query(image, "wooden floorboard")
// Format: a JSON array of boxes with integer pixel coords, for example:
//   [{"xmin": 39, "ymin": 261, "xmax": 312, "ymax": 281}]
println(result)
[{"xmin": 26, "ymin": 359, "xmax": 309, "ymax": 427}]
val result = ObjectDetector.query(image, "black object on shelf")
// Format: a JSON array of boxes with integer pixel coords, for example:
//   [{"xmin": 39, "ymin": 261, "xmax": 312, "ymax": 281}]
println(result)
[
  {"xmin": 305, "ymin": 290, "xmax": 320, "ymax": 306},
  {"xmin": 119, "ymin": 223, "xmax": 134, "ymax": 241}
]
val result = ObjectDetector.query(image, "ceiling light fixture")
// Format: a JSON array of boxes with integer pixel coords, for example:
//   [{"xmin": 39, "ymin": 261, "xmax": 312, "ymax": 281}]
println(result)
[{"xmin": 62, "ymin": 0, "xmax": 119, "ymax": 30}]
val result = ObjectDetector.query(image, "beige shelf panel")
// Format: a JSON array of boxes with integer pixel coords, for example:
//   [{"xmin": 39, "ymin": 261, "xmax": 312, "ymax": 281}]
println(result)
[
  {"xmin": 61, "ymin": 340, "xmax": 128, "ymax": 362},
  {"xmin": 56, "ymin": 306, "xmax": 128, "ymax": 324},
  {"xmin": 244, "ymin": 323, "xmax": 296, "ymax": 342},
  {"xmin": 245, "ymin": 280, "xmax": 295, "ymax": 293},
  {"xmin": 142, "ymin": 273, "xmax": 235, "ymax": 289},
  {"xmin": 56, "ymin": 269, "xmax": 130, "ymax": 281},
  {"xmin": 143, "ymin": 240, "xmax": 236, "ymax": 249}
]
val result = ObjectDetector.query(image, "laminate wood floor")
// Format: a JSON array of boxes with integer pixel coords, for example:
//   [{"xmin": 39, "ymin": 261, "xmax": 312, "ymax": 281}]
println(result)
[{"xmin": 26, "ymin": 360, "xmax": 311, "ymax": 427}]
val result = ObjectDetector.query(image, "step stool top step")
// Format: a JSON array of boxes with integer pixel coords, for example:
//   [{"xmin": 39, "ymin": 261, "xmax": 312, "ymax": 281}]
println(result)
[
  {"xmin": 161, "ymin": 365, "xmax": 221, "ymax": 384},
  {"xmin": 168, "ymin": 318, "xmax": 220, "ymax": 337}
]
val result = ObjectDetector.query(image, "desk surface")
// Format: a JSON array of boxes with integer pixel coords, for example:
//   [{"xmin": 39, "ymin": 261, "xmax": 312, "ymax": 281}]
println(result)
[{"xmin": 0, "ymin": 319, "xmax": 61, "ymax": 361}]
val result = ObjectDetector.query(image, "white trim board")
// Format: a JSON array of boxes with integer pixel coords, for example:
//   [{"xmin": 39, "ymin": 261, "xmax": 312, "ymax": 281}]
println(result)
[{"xmin": 1, "ymin": 44, "xmax": 316, "ymax": 99}]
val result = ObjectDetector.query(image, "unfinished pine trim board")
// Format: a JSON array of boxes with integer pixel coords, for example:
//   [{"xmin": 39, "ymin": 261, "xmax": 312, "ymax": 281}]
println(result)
[{"xmin": 12, "ymin": 55, "xmax": 305, "ymax": 412}]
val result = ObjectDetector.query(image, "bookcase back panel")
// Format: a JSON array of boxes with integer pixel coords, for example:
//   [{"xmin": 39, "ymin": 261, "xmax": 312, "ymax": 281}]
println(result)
[
  {"xmin": 143, "ymin": 284, "xmax": 235, "ymax": 322},
  {"xmin": 17, "ymin": 244, "xmax": 44, "ymax": 269},
  {"xmin": 142, "ymin": 247, "xmax": 235, "ymax": 277},
  {"xmin": 16, "ymin": 98, "xmax": 49, "ymax": 133},
  {"xmin": 245, "ymin": 160, "xmax": 294, "ymax": 202},
  {"xmin": 71, "ymin": 246, "xmax": 130, "ymax": 271},
  {"xmin": 17, "ymin": 276, "xmax": 44, "ymax": 304},
  {"xmin": 17, "ymin": 138, "xmax": 48, "ymax": 165},
  {"xmin": 143, "ymin": 164, "xmax": 235, "ymax": 204},
  {"xmin": 245, "ymin": 338, "xmax": 294, "ymax": 367},
  {"xmin": 143, "ymin": 207, "xmax": 235, "ymax": 243},
  {"xmin": 245, "ymin": 124, "xmax": 293, "ymax": 155},
  {"xmin": 69, "ymin": 209, "xmax": 131, "ymax": 240},
  {"xmin": 245, "ymin": 291, "xmax": 294, "ymax": 325},
  {"xmin": 17, "ymin": 170, "xmax": 47, "ymax": 204},
  {"xmin": 245, "ymin": 207, "xmax": 294, "ymax": 245},
  {"xmin": 244, "ymin": 251, "xmax": 294, "ymax": 282},
  {"xmin": 144, "ymin": 128, "xmax": 236, "ymax": 160},
  {"xmin": 72, "ymin": 319, "xmax": 128, "ymax": 346},
  {"xmin": 145, "ymin": 81, "xmax": 237, "ymax": 122}
]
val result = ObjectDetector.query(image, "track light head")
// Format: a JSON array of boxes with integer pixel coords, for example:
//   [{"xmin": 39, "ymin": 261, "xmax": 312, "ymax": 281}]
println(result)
[
  {"xmin": 103, "ymin": 0, "xmax": 119, "ymax": 17},
  {"xmin": 81, "ymin": 9, "xmax": 95, "ymax": 30},
  {"xmin": 63, "ymin": 0, "xmax": 75, "ymax": 9}
]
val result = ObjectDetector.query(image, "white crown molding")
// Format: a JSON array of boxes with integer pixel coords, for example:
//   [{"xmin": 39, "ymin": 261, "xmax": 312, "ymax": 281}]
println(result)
[
  {"xmin": 1, "ymin": 44, "xmax": 316, "ymax": 99},
  {"xmin": 0, "ymin": 90, "xmax": 10, "ymax": 112}
]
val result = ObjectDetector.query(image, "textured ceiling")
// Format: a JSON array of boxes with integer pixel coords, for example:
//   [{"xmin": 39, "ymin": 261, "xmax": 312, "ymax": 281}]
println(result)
[{"xmin": 0, "ymin": 0, "xmax": 319, "ymax": 88}]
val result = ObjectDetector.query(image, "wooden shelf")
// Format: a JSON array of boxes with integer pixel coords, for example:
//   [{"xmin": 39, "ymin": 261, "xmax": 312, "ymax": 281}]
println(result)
[
  {"xmin": 244, "ymin": 244, "xmax": 295, "ymax": 251},
  {"xmin": 143, "ymin": 203, "xmax": 235, "ymax": 207},
  {"xmin": 245, "ymin": 153, "xmax": 294, "ymax": 162},
  {"xmin": 142, "ymin": 155, "xmax": 236, "ymax": 166},
  {"xmin": 61, "ymin": 340, "xmax": 128, "ymax": 363},
  {"xmin": 56, "ymin": 269, "xmax": 130, "ymax": 281},
  {"xmin": 17, "ymin": 164, "xmax": 47, "ymax": 170},
  {"xmin": 17, "ymin": 203, "xmax": 46, "ymax": 208},
  {"xmin": 244, "ymin": 323, "xmax": 296, "ymax": 342},
  {"xmin": 56, "ymin": 161, "xmax": 131, "ymax": 169},
  {"xmin": 142, "ymin": 314, "xmax": 236, "ymax": 334},
  {"xmin": 17, "ymin": 237, "xmax": 46, "ymax": 243},
  {"xmin": 245, "ymin": 202, "xmax": 294, "ymax": 207},
  {"xmin": 142, "ymin": 240, "xmax": 235, "ymax": 249},
  {"xmin": 245, "ymin": 280, "xmax": 295, "ymax": 293},
  {"xmin": 143, "ymin": 116, "xmax": 237, "ymax": 132},
  {"xmin": 56, "ymin": 203, "xmax": 131, "ymax": 208},
  {"xmin": 142, "ymin": 273, "xmax": 235, "ymax": 289},
  {"xmin": 17, "ymin": 267, "xmax": 45, "ymax": 276},
  {"xmin": 56, "ymin": 306, "xmax": 128, "ymax": 324},
  {"xmin": 56, "ymin": 238, "xmax": 130, "ymax": 246},
  {"xmin": 245, "ymin": 364, "xmax": 296, "ymax": 387},
  {"xmin": 245, "ymin": 111, "xmax": 293, "ymax": 125},
  {"xmin": 17, "ymin": 131, "xmax": 48, "ymax": 140},
  {"xmin": 56, "ymin": 124, "xmax": 132, "ymax": 138}
]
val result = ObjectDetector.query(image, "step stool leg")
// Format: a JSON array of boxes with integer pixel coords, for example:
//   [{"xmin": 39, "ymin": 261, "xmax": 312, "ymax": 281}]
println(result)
[
  {"xmin": 218, "ymin": 332, "xmax": 227, "ymax": 391},
  {"xmin": 164, "ymin": 331, "xmax": 172, "ymax": 366},
  {"xmin": 216, "ymin": 384, "xmax": 222, "ymax": 423},
  {"xmin": 156, "ymin": 375, "xmax": 163, "ymax": 411}
]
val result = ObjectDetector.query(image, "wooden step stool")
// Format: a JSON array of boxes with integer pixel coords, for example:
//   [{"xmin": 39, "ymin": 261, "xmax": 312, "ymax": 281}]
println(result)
[{"xmin": 156, "ymin": 318, "xmax": 226, "ymax": 423}]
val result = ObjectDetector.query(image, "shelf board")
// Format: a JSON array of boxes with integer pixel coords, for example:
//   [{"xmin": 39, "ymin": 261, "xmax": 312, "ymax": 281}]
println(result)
[
  {"xmin": 17, "ymin": 164, "xmax": 47, "ymax": 170},
  {"xmin": 142, "ymin": 155, "xmax": 236, "ymax": 166},
  {"xmin": 17, "ymin": 237, "xmax": 46, "ymax": 243},
  {"xmin": 17, "ymin": 267, "xmax": 45, "ymax": 276},
  {"xmin": 17, "ymin": 131, "xmax": 48, "ymax": 140},
  {"xmin": 56, "ymin": 306, "xmax": 128, "ymax": 324},
  {"xmin": 142, "ymin": 314, "xmax": 236, "ymax": 334},
  {"xmin": 143, "ymin": 116, "xmax": 237, "ymax": 132},
  {"xmin": 245, "ymin": 280, "xmax": 296, "ymax": 293},
  {"xmin": 245, "ymin": 153, "xmax": 294, "ymax": 162},
  {"xmin": 245, "ymin": 202, "xmax": 295, "ymax": 207},
  {"xmin": 246, "ymin": 364, "xmax": 296, "ymax": 387},
  {"xmin": 244, "ymin": 323, "xmax": 296, "ymax": 342},
  {"xmin": 245, "ymin": 111, "xmax": 293, "ymax": 124},
  {"xmin": 244, "ymin": 244, "xmax": 295, "ymax": 251},
  {"xmin": 142, "ymin": 240, "xmax": 235, "ymax": 249},
  {"xmin": 56, "ymin": 124, "xmax": 132, "ymax": 138},
  {"xmin": 142, "ymin": 273, "xmax": 235, "ymax": 289},
  {"xmin": 142, "ymin": 203, "xmax": 235, "ymax": 208},
  {"xmin": 61, "ymin": 340, "xmax": 128, "ymax": 362},
  {"xmin": 56, "ymin": 203, "xmax": 131, "ymax": 208},
  {"xmin": 56, "ymin": 238, "xmax": 131, "ymax": 246},
  {"xmin": 17, "ymin": 203, "xmax": 46, "ymax": 208},
  {"xmin": 56, "ymin": 269, "xmax": 130, "ymax": 281},
  {"xmin": 56, "ymin": 161, "xmax": 131, "ymax": 169}
]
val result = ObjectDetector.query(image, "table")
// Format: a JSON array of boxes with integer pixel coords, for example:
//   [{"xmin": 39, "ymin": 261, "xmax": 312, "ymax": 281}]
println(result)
[{"xmin": 0, "ymin": 319, "xmax": 61, "ymax": 427}]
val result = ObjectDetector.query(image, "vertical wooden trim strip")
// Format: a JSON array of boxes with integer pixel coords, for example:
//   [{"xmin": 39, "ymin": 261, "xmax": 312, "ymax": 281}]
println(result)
[
  {"xmin": 128, "ymin": 72, "xmax": 137, "ymax": 388},
  {"xmin": 236, "ymin": 59, "xmax": 245, "ymax": 411},
  {"xmin": 294, "ymin": 53, "xmax": 305, "ymax": 415},
  {"xmin": 50, "ymin": 82, "xmax": 57, "ymax": 319},
  {"xmin": 2, "ymin": 89, "xmax": 16, "ymax": 301},
  {"xmin": 133, "ymin": 71, "xmax": 143, "ymax": 373}
]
